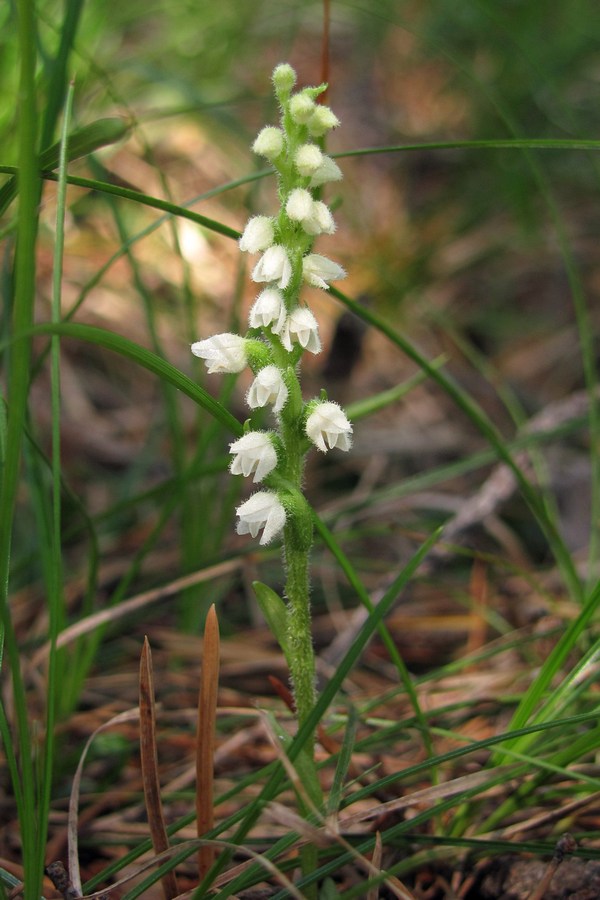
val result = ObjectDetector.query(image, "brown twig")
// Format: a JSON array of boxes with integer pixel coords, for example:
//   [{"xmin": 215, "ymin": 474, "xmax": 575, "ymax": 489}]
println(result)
[
  {"xmin": 526, "ymin": 833, "xmax": 577, "ymax": 900},
  {"xmin": 320, "ymin": 0, "xmax": 330, "ymax": 101},
  {"xmin": 196, "ymin": 604, "xmax": 220, "ymax": 880},
  {"xmin": 139, "ymin": 637, "xmax": 178, "ymax": 900}
]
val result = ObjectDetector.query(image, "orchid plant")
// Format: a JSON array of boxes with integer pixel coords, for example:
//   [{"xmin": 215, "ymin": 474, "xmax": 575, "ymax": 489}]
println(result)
[{"xmin": 192, "ymin": 64, "xmax": 351, "ymax": 790}]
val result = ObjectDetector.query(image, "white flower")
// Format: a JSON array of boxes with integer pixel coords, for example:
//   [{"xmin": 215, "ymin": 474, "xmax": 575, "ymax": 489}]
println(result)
[
  {"xmin": 239, "ymin": 216, "xmax": 275, "ymax": 253},
  {"xmin": 281, "ymin": 307, "xmax": 321, "ymax": 354},
  {"xmin": 309, "ymin": 155, "xmax": 343, "ymax": 187},
  {"xmin": 285, "ymin": 190, "xmax": 335, "ymax": 236},
  {"xmin": 303, "ymin": 200, "xmax": 335, "ymax": 236},
  {"xmin": 248, "ymin": 289, "xmax": 286, "ymax": 333},
  {"xmin": 236, "ymin": 491, "xmax": 286, "ymax": 545},
  {"xmin": 247, "ymin": 366, "xmax": 288, "ymax": 414},
  {"xmin": 302, "ymin": 254, "xmax": 346, "ymax": 290},
  {"xmin": 252, "ymin": 245, "xmax": 292, "ymax": 289},
  {"xmin": 307, "ymin": 105, "xmax": 340, "ymax": 137},
  {"xmin": 252, "ymin": 126, "xmax": 285, "ymax": 160},
  {"xmin": 294, "ymin": 144, "xmax": 324, "ymax": 177},
  {"xmin": 285, "ymin": 188, "xmax": 314, "ymax": 223},
  {"xmin": 289, "ymin": 93, "xmax": 315, "ymax": 124},
  {"xmin": 191, "ymin": 333, "xmax": 247, "ymax": 374},
  {"xmin": 306, "ymin": 401, "xmax": 353, "ymax": 453},
  {"xmin": 229, "ymin": 432, "xmax": 278, "ymax": 483}
]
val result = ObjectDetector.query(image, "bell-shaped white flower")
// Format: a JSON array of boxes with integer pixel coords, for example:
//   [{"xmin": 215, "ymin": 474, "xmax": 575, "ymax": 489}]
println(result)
[
  {"xmin": 229, "ymin": 432, "xmax": 278, "ymax": 483},
  {"xmin": 247, "ymin": 365, "xmax": 288, "ymax": 414},
  {"xmin": 252, "ymin": 245, "xmax": 292, "ymax": 289},
  {"xmin": 252, "ymin": 126, "xmax": 285, "ymax": 160},
  {"xmin": 307, "ymin": 105, "xmax": 340, "ymax": 137},
  {"xmin": 239, "ymin": 216, "xmax": 275, "ymax": 253},
  {"xmin": 294, "ymin": 143, "xmax": 324, "ymax": 177},
  {"xmin": 191, "ymin": 333, "xmax": 247, "ymax": 374},
  {"xmin": 281, "ymin": 307, "xmax": 321, "ymax": 354},
  {"xmin": 302, "ymin": 254, "xmax": 346, "ymax": 290},
  {"xmin": 303, "ymin": 200, "xmax": 335, "ymax": 236},
  {"xmin": 306, "ymin": 401, "xmax": 353, "ymax": 453},
  {"xmin": 236, "ymin": 491, "xmax": 286, "ymax": 545},
  {"xmin": 248, "ymin": 289, "xmax": 286, "ymax": 333},
  {"xmin": 309, "ymin": 155, "xmax": 343, "ymax": 188}
]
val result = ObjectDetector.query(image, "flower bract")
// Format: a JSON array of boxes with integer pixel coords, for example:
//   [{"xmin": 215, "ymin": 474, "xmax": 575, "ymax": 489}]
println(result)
[
  {"xmin": 306, "ymin": 401, "xmax": 353, "ymax": 452},
  {"xmin": 236, "ymin": 491, "xmax": 286, "ymax": 544},
  {"xmin": 229, "ymin": 432, "xmax": 278, "ymax": 483},
  {"xmin": 191, "ymin": 333, "xmax": 248, "ymax": 374}
]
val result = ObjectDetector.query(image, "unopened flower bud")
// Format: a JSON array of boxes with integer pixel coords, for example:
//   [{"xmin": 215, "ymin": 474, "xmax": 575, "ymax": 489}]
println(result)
[
  {"xmin": 294, "ymin": 144, "xmax": 324, "ymax": 177},
  {"xmin": 252, "ymin": 126, "xmax": 285, "ymax": 160},
  {"xmin": 239, "ymin": 216, "xmax": 275, "ymax": 253},
  {"xmin": 307, "ymin": 105, "xmax": 340, "ymax": 137},
  {"xmin": 285, "ymin": 188, "xmax": 314, "ymax": 223},
  {"xmin": 289, "ymin": 93, "xmax": 316, "ymax": 124},
  {"xmin": 309, "ymin": 155, "xmax": 343, "ymax": 187},
  {"xmin": 272, "ymin": 63, "xmax": 297, "ymax": 95}
]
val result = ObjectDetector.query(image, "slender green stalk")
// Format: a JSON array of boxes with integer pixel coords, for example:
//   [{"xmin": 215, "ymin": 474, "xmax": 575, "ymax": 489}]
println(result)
[{"xmin": 0, "ymin": 1, "xmax": 41, "ymax": 896}]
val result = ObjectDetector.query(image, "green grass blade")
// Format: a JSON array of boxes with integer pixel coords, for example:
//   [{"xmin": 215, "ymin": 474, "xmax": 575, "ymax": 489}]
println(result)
[
  {"xmin": 29, "ymin": 321, "xmax": 243, "ymax": 437},
  {"xmin": 330, "ymin": 285, "xmax": 582, "ymax": 604}
]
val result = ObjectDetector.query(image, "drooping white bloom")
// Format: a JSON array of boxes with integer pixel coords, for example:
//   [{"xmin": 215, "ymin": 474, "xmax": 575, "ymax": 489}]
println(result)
[
  {"xmin": 247, "ymin": 365, "xmax": 288, "ymax": 414},
  {"xmin": 285, "ymin": 188, "xmax": 314, "ymax": 223},
  {"xmin": 289, "ymin": 93, "xmax": 315, "ymax": 124},
  {"xmin": 229, "ymin": 432, "xmax": 278, "ymax": 483},
  {"xmin": 252, "ymin": 126, "xmax": 285, "ymax": 160},
  {"xmin": 294, "ymin": 143, "xmax": 324, "ymax": 177},
  {"xmin": 302, "ymin": 200, "xmax": 335, "ymax": 236},
  {"xmin": 309, "ymin": 155, "xmax": 343, "ymax": 188},
  {"xmin": 252, "ymin": 245, "xmax": 292, "ymax": 289},
  {"xmin": 281, "ymin": 307, "xmax": 321, "ymax": 354},
  {"xmin": 306, "ymin": 401, "xmax": 353, "ymax": 453},
  {"xmin": 302, "ymin": 253, "xmax": 346, "ymax": 290},
  {"xmin": 236, "ymin": 491, "xmax": 286, "ymax": 544},
  {"xmin": 239, "ymin": 216, "xmax": 275, "ymax": 253},
  {"xmin": 307, "ymin": 105, "xmax": 340, "ymax": 137},
  {"xmin": 191, "ymin": 333, "xmax": 248, "ymax": 374},
  {"xmin": 248, "ymin": 289, "xmax": 286, "ymax": 333}
]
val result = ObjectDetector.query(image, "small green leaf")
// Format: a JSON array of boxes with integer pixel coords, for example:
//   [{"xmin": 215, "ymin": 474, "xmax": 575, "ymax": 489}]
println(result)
[{"xmin": 253, "ymin": 581, "xmax": 291, "ymax": 665}]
